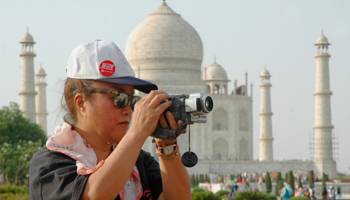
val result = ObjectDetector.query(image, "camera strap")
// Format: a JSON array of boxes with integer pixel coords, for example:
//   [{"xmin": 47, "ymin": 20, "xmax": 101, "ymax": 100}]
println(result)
[{"xmin": 181, "ymin": 122, "xmax": 198, "ymax": 168}]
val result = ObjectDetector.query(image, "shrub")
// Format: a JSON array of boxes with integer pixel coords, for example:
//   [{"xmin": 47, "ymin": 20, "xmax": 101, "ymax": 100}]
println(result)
[
  {"xmin": 290, "ymin": 196, "xmax": 309, "ymax": 199},
  {"xmin": 265, "ymin": 171, "xmax": 272, "ymax": 194},
  {"xmin": 233, "ymin": 190, "xmax": 266, "ymax": 200},
  {"xmin": 191, "ymin": 174, "xmax": 196, "ymax": 188},
  {"xmin": 322, "ymin": 172, "xmax": 326, "ymax": 189},
  {"xmin": 0, "ymin": 185, "xmax": 29, "ymax": 194},
  {"xmin": 0, "ymin": 193, "xmax": 29, "ymax": 200},
  {"xmin": 309, "ymin": 171, "xmax": 314, "ymax": 187},
  {"xmin": 215, "ymin": 190, "xmax": 229, "ymax": 197},
  {"xmin": 298, "ymin": 175, "xmax": 302, "ymax": 188},
  {"xmin": 192, "ymin": 191, "xmax": 220, "ymax": 200},
  {"xmin": 265, "ymin": 195, "xmax": 277, "ymax": 200},
  {"xmin": 275, "ymin": 172, "xmax": 281, "ymax": 196},
  {"xmin": 288, "ymin": 171, "xmax": 295, "ymax": 196},
  {"xmin": 192, "ymin": 187, "xmax": 205, "ymax": 193}
]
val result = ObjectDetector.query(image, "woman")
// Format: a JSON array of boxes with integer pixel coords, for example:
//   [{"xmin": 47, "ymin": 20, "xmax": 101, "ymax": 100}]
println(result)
[{"xmin": 29, "ymin": 40, "xmax": 191, "ymax": 199}]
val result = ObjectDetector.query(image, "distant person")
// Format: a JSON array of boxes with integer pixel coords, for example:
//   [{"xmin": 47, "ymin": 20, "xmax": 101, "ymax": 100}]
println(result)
[
  {"xmin": 245, "ymin": 178, "xmax": 250, "ymax": 188},
  {"xmin": 335, "ymin": 186, "xmax": 342, "ymax": 199},
  {"xmin": 322, "ymin": 186, "xmax": 328, "ymax": 199},
  {"xmin": 304, "ymin": 187, "xmax": 310, "ymax": 198},
  {"xmin": 294, "ymin": 187, "xmax": 301, "ymax": 197},
  {"xmin": 228, "ymin": 192, "xmax": 233, "ymax": 200},
  {"xmin": 280, "ymin": 182, "xmax": 293, "ymax": 200},
  {"xmin": 328, "ymin": 186, "xmax": 335, "ymax": 199},
  {"xmin": 234, "ymin": 182, "xmax": 239, "ymax": 195},
  {"xmin": 309, "ymin": 184, "xmax": 316, "ymax": 200}
]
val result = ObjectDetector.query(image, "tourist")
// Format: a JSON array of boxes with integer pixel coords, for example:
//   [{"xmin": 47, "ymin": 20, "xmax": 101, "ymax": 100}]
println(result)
[
  {"xmin": 29, "ymin": 40, "xmax": 190, "ymax": 199},
  {"xmin": 280, "ymin": 182, "xmax": 293, "ymax": 200},
  {"xmin": 309, "ymin": 184, "xmax": 316, "ymax": 200},
  {"xmin": 335, "ymin": 186, "xmax": 342, "ymax": 199},
  {"xmin": 294, "ymin": 187, "xmax": 301, "ymax": 197},
  {"xmin": 304, "ymin": 187, "xmax": 310, "ymax": 198},
  {"xmin": 322, "ymin": 186, "xmax": 328, "ymax": 199},
  {"xmin": 328, "ymin": 186, "xmax": 335, "ymax": 199}
]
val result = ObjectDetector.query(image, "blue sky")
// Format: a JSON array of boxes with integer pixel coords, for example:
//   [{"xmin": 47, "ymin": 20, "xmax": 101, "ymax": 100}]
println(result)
[{"xmin": 1, "ymin": 0, "xmax": 349, "ymax": 173}]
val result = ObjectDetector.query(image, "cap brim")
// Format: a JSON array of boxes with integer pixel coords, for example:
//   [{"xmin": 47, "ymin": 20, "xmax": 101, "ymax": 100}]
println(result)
[{"xmin": 97, "ymin": 76, "xmax": 158, "ymax": 94}]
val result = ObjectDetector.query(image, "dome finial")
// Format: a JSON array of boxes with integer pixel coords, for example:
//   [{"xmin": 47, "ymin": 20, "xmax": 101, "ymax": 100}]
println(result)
[
  {"xmin": 27, "ymin": 27, "xmax": 29, "ymax": 33},
  {"xmin": 214, "ymin": 55, "xmax": 216, "ymax": 63},
  {"xmin": 322, "ymin": 29, "xmax": 324, "ymax": 35}
]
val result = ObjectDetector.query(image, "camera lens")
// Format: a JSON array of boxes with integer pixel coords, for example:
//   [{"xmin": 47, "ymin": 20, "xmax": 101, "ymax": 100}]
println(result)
[{"xmin": 204, "ymin": 96, "xmax": 213, "ymax": 112}]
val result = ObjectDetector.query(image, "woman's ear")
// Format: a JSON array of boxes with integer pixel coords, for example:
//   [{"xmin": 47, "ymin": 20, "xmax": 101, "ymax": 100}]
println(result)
[{"xmin": 74, "ymin": 93, "xmax": 86, "ymax": 115}]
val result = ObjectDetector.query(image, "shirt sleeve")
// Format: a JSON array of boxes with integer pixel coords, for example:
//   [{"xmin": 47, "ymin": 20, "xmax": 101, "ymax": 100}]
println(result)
[
  {"xmin": 140, "ymin": 150, "xmax": 163, "ymax": 199},
  {"xmin": 29, "ymin": 147, "xmax": 89, "ymax": 200}
]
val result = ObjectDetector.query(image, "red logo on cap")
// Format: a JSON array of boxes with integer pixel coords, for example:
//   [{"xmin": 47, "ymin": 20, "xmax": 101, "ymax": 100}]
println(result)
[{"xmin": 99, "ymin": 60, "xmax": 115, "ymax": 76}]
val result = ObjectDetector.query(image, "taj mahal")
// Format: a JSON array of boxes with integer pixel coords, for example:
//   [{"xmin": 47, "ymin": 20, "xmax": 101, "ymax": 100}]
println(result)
[{"xmin": 18, "ymin": 1, "xmax": 337, "ymax": 179}]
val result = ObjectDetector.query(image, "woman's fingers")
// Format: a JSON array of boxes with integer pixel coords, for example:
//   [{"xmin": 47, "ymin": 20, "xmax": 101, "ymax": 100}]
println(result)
[
  {"xmin": 159, "ymin": 113, "xmax": 169, "ymax": 129},
  {"xmin": 141, "ymin": 90, "xmax": 169, "ymax": 104},
  {"xmin": 177, "ymin": 120, "xmax": 187, "ymax": 136},
  {"xmin": 148, "ymin": 93, "xmax": 170, "ymax": 109},
  {"xmin": 165, "ymin": 111, "xmax": 177, "ymax": 130}
]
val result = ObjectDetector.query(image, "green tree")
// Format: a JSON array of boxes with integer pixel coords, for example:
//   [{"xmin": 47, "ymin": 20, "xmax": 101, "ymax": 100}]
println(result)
[
  {"xmin": 288, "ymin": 171, "xmax": 295, "ymax": 196},
  {"xmin": 278, "ymin": 178, "xmax": 285, "ymax": 196},
  {"xmin": 0, "ymin": 102, "xmax": 46, "ymax": 186},
  {"xmin": 298, "ymin": 175, "xmax": 302, "ymax": 189},
  {"xmin": 205, "ymin": 174, "xmax": 209, "ymax": 182},
  {"xmin": 195, "ymin": 174, "xmax": 199, "ymax": 187},
  {"xmin": 191, "ymin": 174, "xmax": 195, "ymax": 188},
  {"xmin": 322, "ymin": 173, "xmax": 326, "ymax": 189},
  {"xmin": 275, "ymin": 172, "xmax": 281, "ymax": 196},
  {"xmin": 265, "ymin": 171, "xmax": 272, "ymax": 194},
  {"xmin": 309, "ymin": 170, "xmax": 314, "ymax": 187},
  {"xmin": 199, "ymin": 174, "xmax": 204, "ymax": 183},
  {"xmin": 0, "ymin": 140, "xmax": 43, "ymax": 186},
  {"xmin": 0, "ymin": 102, "xmax": 46, "ymax": 145}
]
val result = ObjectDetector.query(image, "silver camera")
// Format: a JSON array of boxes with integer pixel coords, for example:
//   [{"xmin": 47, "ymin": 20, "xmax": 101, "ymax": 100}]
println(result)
[{"xmin": 151, "ymin": 93, "xmax": 214, "ymax": 139}]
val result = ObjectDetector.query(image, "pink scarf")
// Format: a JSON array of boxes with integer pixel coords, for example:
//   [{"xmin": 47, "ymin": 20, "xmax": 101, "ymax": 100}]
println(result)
[{"xmin": 46, "ymin": 123, "xmax": 142, "ymax": 199}]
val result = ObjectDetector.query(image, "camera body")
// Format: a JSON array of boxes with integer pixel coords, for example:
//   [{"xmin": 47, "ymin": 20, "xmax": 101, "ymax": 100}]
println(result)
[
  {"xmin": 165, "ymin": 93, "xmax": 213, "ymax": 124},
  {"xmin": 151, "ymin": 93, "xmax": 214, "ymax": 139}
]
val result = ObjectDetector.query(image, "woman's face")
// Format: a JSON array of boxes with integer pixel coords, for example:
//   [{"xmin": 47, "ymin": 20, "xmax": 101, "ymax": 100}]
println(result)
[{"xmin": 83, "ymin": 81, "xmax": 134, "ymax": 143}]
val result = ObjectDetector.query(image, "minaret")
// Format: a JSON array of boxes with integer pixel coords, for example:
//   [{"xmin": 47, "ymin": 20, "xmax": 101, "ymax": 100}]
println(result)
[
  {"xmin": 259, "ymin": 67, "xmax": 274, "ymax": 161},
  {"xmin": 19, "ymin": 29, "xmax": 37, "ymax": 123},
  {"xmin": 35, "ymin": 65, "xmax": 48, "ymax": 136},
  {"xmin": 313, "ymin": 32, "xmax": 336, "ymax": 178}
]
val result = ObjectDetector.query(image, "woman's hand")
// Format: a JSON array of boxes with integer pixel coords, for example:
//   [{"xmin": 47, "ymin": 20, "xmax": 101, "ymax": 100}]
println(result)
[
  {"xmin": 155, "ymin": 111, "xmax": 186, "ymax": 146},
  {"xmin": 128, "ymin": 90, "xmax": 172, "ymax": 140}
]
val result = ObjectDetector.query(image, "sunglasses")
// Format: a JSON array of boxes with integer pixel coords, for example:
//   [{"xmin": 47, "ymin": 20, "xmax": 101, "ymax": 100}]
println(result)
[{"xmin": 82, "ymin": 87, "xmax": 141, "ymax": 110}]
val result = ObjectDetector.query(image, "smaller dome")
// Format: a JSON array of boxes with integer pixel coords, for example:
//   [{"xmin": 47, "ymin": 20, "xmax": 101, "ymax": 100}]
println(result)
[
  {"xmin": 315, "ymin": 33, "xmax": 330, "ymax": 45},
  {"xmin": 260, "ymin": 68, "xmax": 271, "ymax": 77},
  {"xmin": 36, "ymin": 66, "xmax": 46, "ymax": 76},
  {"xmin": 21, "ymin": 32, "xmax": 34, "ymax": 43},
  {"xmin": 203, "ymin": 59, "xmax": 228, "ymax": 80}
]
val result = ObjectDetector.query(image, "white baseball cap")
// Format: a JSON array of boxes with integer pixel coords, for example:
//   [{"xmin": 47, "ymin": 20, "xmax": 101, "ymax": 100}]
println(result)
[{"xmin": 66, "ymin": 40, "xmax": 157, "ymax": 93}]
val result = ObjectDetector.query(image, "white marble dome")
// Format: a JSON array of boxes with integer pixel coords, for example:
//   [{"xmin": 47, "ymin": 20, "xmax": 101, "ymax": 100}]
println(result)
[
  {"xmin": 21, "ymin": 32, "xmax": 34, "ymax": 43},
  {"xmin": 203, "ymin": 60, "xmax": 228, "ymax": 80},
  {"xmin": 260, "ymin": 68, "xmax": 271, "ymax": 77},
  {"xmin": 316, "ymin": 34, "xmax": 330, "ymax": 45},
  {"xmin": 125, "ymin": 1, "xmax": 203, "ymax": 84}
]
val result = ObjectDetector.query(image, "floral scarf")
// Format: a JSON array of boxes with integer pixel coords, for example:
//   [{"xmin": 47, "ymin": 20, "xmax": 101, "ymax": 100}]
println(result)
[{"xmin": 46, "ymin": 123, "xmax": 142, "ymax": 199}]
